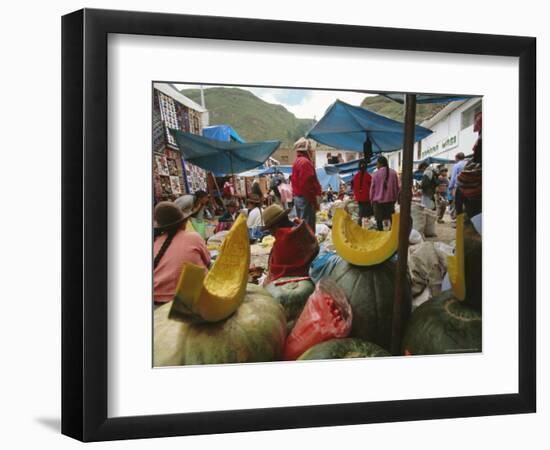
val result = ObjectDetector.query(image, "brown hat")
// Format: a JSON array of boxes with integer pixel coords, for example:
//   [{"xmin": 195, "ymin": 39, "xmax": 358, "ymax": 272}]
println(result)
[
  {"xmin": 247, "ymin": 193, "xmax": 262, "ymax": 205},
  {"xmin": 154, "ymin": 201, "xmax": 186, "ymax": 230},
  {"xmin": 262, "ymin": 204, "xmax": 291, "ymax": 229}
]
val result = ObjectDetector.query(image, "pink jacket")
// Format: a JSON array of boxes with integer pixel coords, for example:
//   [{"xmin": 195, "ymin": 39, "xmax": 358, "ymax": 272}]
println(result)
[
  {"xmin": 370, "ymin": 167, "xmax": 400, "ymax": 204},
  {"xmin": 153, "ymin": 229, "xmax": 211, "ymax": 302}
]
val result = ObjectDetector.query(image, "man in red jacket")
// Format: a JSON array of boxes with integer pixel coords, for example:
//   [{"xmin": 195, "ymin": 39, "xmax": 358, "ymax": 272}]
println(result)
[
  {"xmin": 352, "ymin": 159, "xmax": 373, "ymax": 225},
  {"xmin": 291, "ymin": 137, "xmax": 321, "ymax": 233}
]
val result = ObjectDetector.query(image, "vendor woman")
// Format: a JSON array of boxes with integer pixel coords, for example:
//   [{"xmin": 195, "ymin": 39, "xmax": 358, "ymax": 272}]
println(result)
[
  {"xmin": 261, "ymin": 204, "xmax": 319, "ymax": 285},
  {"xmin": 153, "ymin": 201, "xmax": 210, "ymax": 306},
  {"xmin": 246, "ymin": 193, "xmax": 264, "ymax": 241}
]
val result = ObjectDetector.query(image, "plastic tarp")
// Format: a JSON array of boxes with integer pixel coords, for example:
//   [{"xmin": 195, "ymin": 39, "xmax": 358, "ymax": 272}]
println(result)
[
  {"xmin": 307, "ymin": 100, "xmax": 432, "ymax": 152},
  {"xmin": 171, "ymin": 129, "xmax": 281, "ymax": 174},
  {"xmin": 324, "ymin": 157, "xmax": 377, "ymax": 175},
  {"xmin": 383, "ymin": 93, "xmax": 475, "ymax": 104},
  {"xmin": 202, "ymin": 124, "xmax": 246, "ymax": 143},
  {"xmin": 260, "ymin": 165, "xmax": 293, "ymax": 175},
  {"xmin": 340, "ymin": 173, "xmax": 354, "ymax": 184},
  {"xmin": 316, "ymin": 167, "xmax": 340, "ymax": 191},
  {"xmin": 414, "ymin": 156, "xmax": 455, "ymax": 165}
]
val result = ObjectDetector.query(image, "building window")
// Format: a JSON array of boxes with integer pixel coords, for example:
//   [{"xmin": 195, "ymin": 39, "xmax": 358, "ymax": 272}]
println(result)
[{"xmin": 461, "ymin": 101, "xmax": 482, "ymax": 130}]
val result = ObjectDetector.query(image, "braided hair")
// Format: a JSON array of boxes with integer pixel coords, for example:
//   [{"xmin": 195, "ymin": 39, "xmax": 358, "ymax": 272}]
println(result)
[
  {"xmin": 377, "ymin": 155, "xmax": 390, "ymax": 191},
  {"xmin": 358, "ymin": 158, "xmax": 368, "ymax": 192},
  {"xmin": 153, "ymin": 221, "xmax": 186, "ymax": 269}
]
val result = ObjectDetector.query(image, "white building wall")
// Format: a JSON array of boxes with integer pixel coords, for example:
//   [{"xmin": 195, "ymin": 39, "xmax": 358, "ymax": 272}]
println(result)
[
  {"xmin": 419, "ymin": 98, "xmax": 481, "ymax": 161},
  {"xmin": 385, "ymin": 98, "xmax": 482, "ymax": 172}
]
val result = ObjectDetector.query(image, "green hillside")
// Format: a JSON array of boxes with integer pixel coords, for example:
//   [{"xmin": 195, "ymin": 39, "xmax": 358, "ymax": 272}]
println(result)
[
  {"xmin": 180, "ymin": 88, "xmax": 446, "ymax": 145},
  {"xmin": 181, "ymin": 87, "xmax": 315, "ymax": 145},
  {"xmin": 361, "ymin": 95, "xmax": 446, "ymax": 123}
]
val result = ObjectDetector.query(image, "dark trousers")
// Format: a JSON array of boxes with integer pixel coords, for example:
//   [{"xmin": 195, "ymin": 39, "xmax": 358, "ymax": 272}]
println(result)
[
  {"xmin": 373, "ymin": 202, "xmax": 395, "ymax": 231},
  {"xmin": 357, "ymin": 201, "xmax": 373, "ymax": 225}
]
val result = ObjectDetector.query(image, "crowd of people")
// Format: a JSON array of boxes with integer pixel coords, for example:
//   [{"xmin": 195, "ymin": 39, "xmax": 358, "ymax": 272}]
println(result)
[{"xmin": 153, "ymin": 119, "xmax": 482, "ymax": 305}]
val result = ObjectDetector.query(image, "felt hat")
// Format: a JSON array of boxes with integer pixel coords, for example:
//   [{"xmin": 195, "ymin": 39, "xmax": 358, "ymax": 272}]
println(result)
[
  {"xmin": 246, "ymin": 193, "xmax": 262, "ymax": 205},
  {"xmin": 154, "ymin": 201, "xmax": 189, "ymax": 230},
  {"xmin": 174, "ymin": 194, "xmax": 201, "ymax": 217},
  {"xmin": 293, "ymin": 137, "xmax": 316, "ymax": 152},
  {"xmin": 262, "ymin": 204, "xmax": 291, "ymax": 229}
]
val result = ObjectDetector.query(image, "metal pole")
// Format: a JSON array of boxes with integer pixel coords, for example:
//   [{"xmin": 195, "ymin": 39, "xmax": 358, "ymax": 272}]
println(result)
[{"xmin": 391, "ymin": 93, "xmax": 416, "ymax": 356}]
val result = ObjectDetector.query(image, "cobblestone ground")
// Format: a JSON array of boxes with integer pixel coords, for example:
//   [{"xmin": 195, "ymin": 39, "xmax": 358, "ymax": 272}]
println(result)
[{"xmin": 425, "ymin": 213, "xmax": 457, "ymax": 245}]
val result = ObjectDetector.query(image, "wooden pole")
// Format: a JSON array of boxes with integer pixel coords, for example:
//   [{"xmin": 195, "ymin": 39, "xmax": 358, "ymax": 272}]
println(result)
[{"xmin": 391, "ymin": 94, "xmax": 416, "ymax": 356}]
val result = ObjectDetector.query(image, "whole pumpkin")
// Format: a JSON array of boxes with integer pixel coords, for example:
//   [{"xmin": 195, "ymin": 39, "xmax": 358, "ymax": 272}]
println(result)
[
  {"xmin": 265, "ymin": 278, "xmax": 315, "ymax": 333},
  {"xmin": 328, "ymin": 259, "xmax": 411, "ymax": 351},
  {"xmin": 154, "ymin": 284, "xmax": 287, "ymax": 366},
  {"xmin": 298, "ymin": 338, "xmax": 391, "ymax": 360},
  {"xmin": 464, "ymin": 220, "xmax": 482, "ymax": 311},
  {"xmin": 402, "ymin": 290, "xmax": 481, "ymax": 355}
]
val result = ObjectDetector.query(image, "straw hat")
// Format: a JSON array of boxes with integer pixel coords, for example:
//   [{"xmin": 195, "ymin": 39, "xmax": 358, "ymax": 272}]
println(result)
[
  {"xmin": 154, "ymin": 201, "xmax": 188, "ymax": 230},
  {"xmin": 262, "ymin": 204, "xmax": 291, "ymax": 229},
  {"xmin": 293, "ymin": 137, "xmax": 316, "ymax": 152},
  {"xmin": 246, "ymin": 193, "xmax": 262, "ymax": 205}
]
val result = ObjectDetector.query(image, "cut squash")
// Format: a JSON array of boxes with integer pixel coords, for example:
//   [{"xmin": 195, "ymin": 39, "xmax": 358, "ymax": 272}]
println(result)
[
  {"xmin": 447, "ymin": 213, "xmax": 466, "ymax": 301},
  {"xmin": 171, "ymin": 213, "xmax": 250, "ymax": 322},
  {"xmin": 332, "ymin": 208, "xmax": 400, "ymax": 266}
]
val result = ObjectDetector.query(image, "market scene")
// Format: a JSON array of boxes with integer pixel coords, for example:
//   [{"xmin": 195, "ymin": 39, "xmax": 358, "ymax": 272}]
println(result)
[{"xmin": 152, "ymin": 83, "xmax": 482, "ymax": 366}]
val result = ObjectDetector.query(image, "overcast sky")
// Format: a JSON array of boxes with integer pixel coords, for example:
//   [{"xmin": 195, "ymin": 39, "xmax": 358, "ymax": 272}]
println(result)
[{"xmin": 175, "ymin": 83, "xmax": 373, "ymax": 119}]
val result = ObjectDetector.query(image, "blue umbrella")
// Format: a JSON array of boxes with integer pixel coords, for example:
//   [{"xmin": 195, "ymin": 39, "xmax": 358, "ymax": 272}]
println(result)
[
  {"xmin": 306, "ymin": 99, "xmax": 432, "ymax": 152},
  {"xmin": 170, "ymin": 129, "xmax": 281, "ymax": 175}
]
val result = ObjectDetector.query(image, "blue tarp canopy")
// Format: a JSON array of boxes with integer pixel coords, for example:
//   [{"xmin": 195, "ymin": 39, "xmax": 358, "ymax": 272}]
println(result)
[
  {"xmin": 202, "ymin": 124, "xmax": 246, "ymax": 143},
  {"xmin": 341, "ymin": 173, "xmax": 354, "ymax": 184},
  {"xmin": 316, "ymin": 167, "xmax": 341, "ymax": 191},
  {"xmin": 260, "ymin": 165, "xmax": 293, "ymax": 175},
  {"xmin": 414, "ymin": 156, "xmax": 455, "ymax": 165},
  {"xmin": 171, "ymin": 130, "xmax": 281, "ymax": 174},
  {"xmin": 306, "ymin": 100, "xmax": 432, "ymax": 153},
  {"xmin": 383, "ymin": 93, "xmax": 475, "ymax": 104},
  {"xmin": 324, "ymin": 157, "xmax": 377, "ymax": 175}
]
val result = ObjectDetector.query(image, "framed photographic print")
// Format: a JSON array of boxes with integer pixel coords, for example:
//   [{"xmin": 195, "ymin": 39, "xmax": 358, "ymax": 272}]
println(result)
[{"xmin": 62, "ymin": 8, "xmax": 536, "ymax": 442}]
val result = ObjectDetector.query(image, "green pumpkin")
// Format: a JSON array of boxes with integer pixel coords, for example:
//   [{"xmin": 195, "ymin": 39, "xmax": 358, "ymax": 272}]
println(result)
[
  {"xmin": 328, "ymin": 259, "xmax": 411, "ymax": 351},
  {"xmin": 298, "ymin": 338, "xmax": 391, "ymax": 360},
  {"xmin": 265, "ymin": 278, "xmax": 315, "ymax": 333},
  {"xmin": 464, "ymin": 220, "xmax": 482, "ymax": 311},
  {"xmin": 402, "ymin": 290, "xmax": 481, "ymax": 355},
  {"xmin": 154, "ymin": 284, "xmax": 287, "ymax": 366}
]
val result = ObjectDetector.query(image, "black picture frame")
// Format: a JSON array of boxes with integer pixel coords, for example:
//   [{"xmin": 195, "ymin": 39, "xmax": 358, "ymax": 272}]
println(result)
[{"xmin": 62, "ymin": 8, "xmax": 536, "ymax": 442}]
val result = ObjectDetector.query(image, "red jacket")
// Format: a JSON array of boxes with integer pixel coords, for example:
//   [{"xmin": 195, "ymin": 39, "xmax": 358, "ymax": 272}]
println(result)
[
  {"xmin": 352, "ymin": 170, "xmax": 372, "ymax": 202},
  {"xmin": 291, "ymin": 154, "xmax": 321, "ymax": 205}
]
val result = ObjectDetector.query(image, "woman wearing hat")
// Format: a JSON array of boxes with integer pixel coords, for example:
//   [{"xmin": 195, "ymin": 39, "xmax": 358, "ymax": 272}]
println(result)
[
  {"xmin": 261, "ymin": 204, "xmax": 319, "ymax": 285},
  {"xmin": 246, "ymin": 193, "xmax": 264, "ymax": 241},
  {"xmin": 153, "ymin": 201, "xmax": 210, "ymax": 306},
  {"xmin": 291, "ymin": 137, "xmax": 321, "ymax": 233}
]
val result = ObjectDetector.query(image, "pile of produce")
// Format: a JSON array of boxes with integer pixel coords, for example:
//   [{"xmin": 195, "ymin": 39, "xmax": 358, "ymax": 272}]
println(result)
[
  {"xmin": 265, "ymin": 277, "xmax": 315, "ymax": 333},
  {"xmin": 154, "ymin": 213, "xmax": 286, "ymax": 367},
  {"xmin": 402, "ymin": 290, "xmax": 481, "ymax": 355},
  {"xmin": 298, "ymin": 338, "xmax": 390, "ymax": 360},
  {"xmin": 171, "ymin": 214, "xmax": 250, "ymax": 323},
  {"xmin": 154, "ymin": 284, "xmax": 287, "ymax": 366},
  {"xmin": 402, "ymin": 214, "xmax": 482, "ymax": 355},
  {"xmin": 332, "ymin": 208, "xmax": 400, "ymax": 266},
  {"xmin": 328, "ymin": 258, "xmax": 410, "ymax": 351}
]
